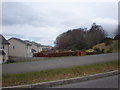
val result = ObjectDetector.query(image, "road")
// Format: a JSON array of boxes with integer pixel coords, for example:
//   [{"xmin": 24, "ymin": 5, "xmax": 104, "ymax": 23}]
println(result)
[
  {"xmin": 52, "ymin": 75, "xmax": 119, "ymax": 88},
  {"xmin": 3, "ymin": 53, "xmax": 118, "ymax": 75}
]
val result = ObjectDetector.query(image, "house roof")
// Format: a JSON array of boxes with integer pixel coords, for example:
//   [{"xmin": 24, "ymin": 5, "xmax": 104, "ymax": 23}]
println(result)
[
  {"xmin": 0, "ymin": 50, "xmax": 6, "ymax": 55},
  {"xmin": 24, "ymin": 40, "xmax": 32, "ymax": 44},
  {"xmin": 0, "ymin": 34, "xmax": 10, "ymax": 45},
  {"xmin": 24, "ymin": 40, "xmax": 33, "ymax": 46},
  {"xmin": 9, "ymin": 38, "xmax": 31, "ymax": 46},
  {"xmin": 32, "ymin": 41, "xmax": 41, "ymax": 47},
  {"xmin": 24, "ymin": 40, "xmax": 41, "ymax": 47}
]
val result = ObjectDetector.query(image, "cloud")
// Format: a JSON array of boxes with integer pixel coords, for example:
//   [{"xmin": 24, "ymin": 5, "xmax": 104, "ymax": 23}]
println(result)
[
  {"xmin": 2, "ymin": 2, "xmax": 45, "ymax": 27},
  {"xmin": 1, "ymin": 2, "xmax": 118, "ymax": 45},
  {"xmin": 91, "ymin": 18, "xmax": 118, "ymax": 37},
  {"xmin": 2, "ymin": 24, "xmax": 60, "ymax": 45},
  {"xmin": 92, "ymin": 18, "xmax": 118, "ymax": 25},
  {"xmin": 2, "ymin": 33, "xmax": 24, "ymax": 39},
  {"xmin": 2, "ymin": 2, "xmax": 117, "ymax": 27}
]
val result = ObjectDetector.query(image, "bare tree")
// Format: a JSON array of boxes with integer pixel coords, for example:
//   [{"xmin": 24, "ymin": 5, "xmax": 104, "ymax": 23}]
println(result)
[
  {"xmin": 87, "ymin": 23, "xmax": 106, "ymax": 48},
  {"xmin": 54, "ymin": 23, "xmax": 106, "ymax": 50}
]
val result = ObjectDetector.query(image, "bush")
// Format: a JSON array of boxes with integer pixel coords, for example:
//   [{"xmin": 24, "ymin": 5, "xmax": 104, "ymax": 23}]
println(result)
[
  {"xmin": 106, "ymin": 48, "xmax": 113, "ymax": 53},
  {"xmin": 86, "ymin": 52, "xmax": 94, "ymax": 55},
  {"xmin": 94, "ymin": 48, "xmax": 101, "ymax": 54},
  {"xmin": 106, "ymin": 50, "xmax": 112, "ymax": 53},
  {"xmin": 101, "ymin": 49, "xmax": 105, "ymax": 53}
]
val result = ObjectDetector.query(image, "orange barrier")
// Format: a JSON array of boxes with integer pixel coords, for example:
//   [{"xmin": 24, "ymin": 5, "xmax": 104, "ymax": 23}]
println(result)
[{"xmin": 77, "ymin": 51, "xmax": 86, "ymax": 56}]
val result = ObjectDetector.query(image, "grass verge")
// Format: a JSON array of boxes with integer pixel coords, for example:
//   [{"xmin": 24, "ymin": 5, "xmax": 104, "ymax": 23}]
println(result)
[
  {"xmin": 4, "ymin": 56, "xmax": 80, "ymax": 64},
  {"xmin": 3, "ymin": 60, "xmax": 119, "ymax": 87}
]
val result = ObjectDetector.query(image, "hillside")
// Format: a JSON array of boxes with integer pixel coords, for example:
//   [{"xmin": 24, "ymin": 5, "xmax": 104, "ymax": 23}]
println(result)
[{"xmin": 86, "ymin": 40, "xmax": 119, "ymax": 53}]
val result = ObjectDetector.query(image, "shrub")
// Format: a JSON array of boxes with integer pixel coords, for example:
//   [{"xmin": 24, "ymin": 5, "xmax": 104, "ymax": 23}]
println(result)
[
  {"xmin": 101, "ymin": 49, "xmax": 105, "ymax": 53},
  {"xmin": 106, "ymin": 48, "xmax": 113, "ymax": 53},
  {"xmin": 94, "ymin": 48, "xmax": 101, "ymax": 54}
]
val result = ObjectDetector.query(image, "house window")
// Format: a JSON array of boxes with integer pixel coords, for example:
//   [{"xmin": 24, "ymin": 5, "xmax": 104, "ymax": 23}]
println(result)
[{"xmin": 13, "ymin": 46, "xmax": 15, "ymax": 49}]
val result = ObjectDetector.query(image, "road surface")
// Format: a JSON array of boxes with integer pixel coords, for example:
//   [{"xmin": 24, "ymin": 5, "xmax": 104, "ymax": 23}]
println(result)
[
  {"xmin": 52, "ymin": 75, "xmax": 119, "ymax": 88},
  {"xmin": 3, "ymin": 53, "xmax": 118, "ymax": 75}
]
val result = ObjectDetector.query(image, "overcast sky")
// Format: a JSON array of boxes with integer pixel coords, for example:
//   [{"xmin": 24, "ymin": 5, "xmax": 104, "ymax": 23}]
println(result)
[{"xmin": 1, "ymin": 1, "xmax": 118, "ymax": 46}]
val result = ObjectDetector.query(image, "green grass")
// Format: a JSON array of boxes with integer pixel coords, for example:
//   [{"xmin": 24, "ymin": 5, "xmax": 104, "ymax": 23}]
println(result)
[{"xmin": 3, "ymin": 60, "xmax": 119, "ymax": 87}]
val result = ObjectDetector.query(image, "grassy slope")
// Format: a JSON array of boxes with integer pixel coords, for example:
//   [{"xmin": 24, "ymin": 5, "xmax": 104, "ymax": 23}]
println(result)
[
  {"xmin": 3, "ymin": 60, "xmax": 118, "ymax": 87},
  {"xmin": 90, "ymin": 40, "xmax": 119, "ymax": 53}
]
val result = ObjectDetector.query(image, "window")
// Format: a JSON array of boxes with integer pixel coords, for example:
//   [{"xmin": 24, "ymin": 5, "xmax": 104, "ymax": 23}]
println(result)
[{"xmin": 13, "ymin": 46, "xmax": 15, "ymax": 49}]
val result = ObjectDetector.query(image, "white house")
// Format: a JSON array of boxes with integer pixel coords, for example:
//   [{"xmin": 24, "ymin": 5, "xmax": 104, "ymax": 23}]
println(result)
[
  {"xmin": 25, "ymin": 41, "xmax": 53, "ymax": 53},
  {"xmin": 31, "ymin": 41, "xmax": 42, "ymax": 53},
  {"xmin": 24, "ymin": 40, "xmax": 42, "ymax": 53},
  {"xmin": 8, "ymin": 38, "xmax": 33, "ymax": 57},
  {"xmin": 0, "ymin": 35, "xmax": 10, "ymax": 63}
]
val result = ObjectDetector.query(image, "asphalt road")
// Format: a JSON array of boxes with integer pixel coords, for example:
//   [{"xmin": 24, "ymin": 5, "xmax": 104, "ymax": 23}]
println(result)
[
  {"xmin": 2, "ymin": 53, "xmax": 118, "ymax": 75},
  {"xmin": 52, "ymin": 75, "xmax": 119, "ymax": 88}
]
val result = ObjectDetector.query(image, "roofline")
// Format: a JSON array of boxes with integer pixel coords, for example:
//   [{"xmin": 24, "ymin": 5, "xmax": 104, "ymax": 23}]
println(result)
[
  {"xmin": 0, "ymin": 35, "xmax": 10, "ymax": 45},
  {"xmin": 8, "ymin": 38, "xmax": 31, "ymax": 46}
]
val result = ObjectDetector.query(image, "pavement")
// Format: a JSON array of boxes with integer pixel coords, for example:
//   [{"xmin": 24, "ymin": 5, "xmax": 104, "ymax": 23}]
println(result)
[
  {"xmin": 52, "ymin": 74, "xmax": 119, "ymax": 88},
  {"xmin": 3, "ymin": 53, "xmax": 118, "ymax": 74}
]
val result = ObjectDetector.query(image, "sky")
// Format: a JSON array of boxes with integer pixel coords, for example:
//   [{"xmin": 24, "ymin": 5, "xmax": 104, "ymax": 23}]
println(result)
[{"xmin": 0, "ymin": 0, "xmax": 118, "ymax": 46}]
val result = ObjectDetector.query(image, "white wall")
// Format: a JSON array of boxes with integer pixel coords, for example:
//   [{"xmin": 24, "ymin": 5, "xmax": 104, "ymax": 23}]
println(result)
[
  {"xmin": 38, "ymin": 47, "xmax": 42, "ymax": 52},
  {"xmin": 9, "ymin": 39, "xmax": 32, "ymax": 57},
  {"xmin": 27, "ymin": 45, "xmax": 33, "ymax": 57},
  {"xmin": 0, "ymin": 55, "xmax": 3, "ymax": 64}
]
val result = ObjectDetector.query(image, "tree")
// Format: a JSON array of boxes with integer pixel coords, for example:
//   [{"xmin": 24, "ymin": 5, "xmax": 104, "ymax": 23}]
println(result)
[
  {"xmin": 54, "ymin": 23, "xmax": 106, "ymax": 50},
  {"xmin": 86, "ymin": 23, "xmax": 106, "ymax": 48},
  {"xmin": 55, "ymin": 28, "xmax": 87, "ymax": 50}
]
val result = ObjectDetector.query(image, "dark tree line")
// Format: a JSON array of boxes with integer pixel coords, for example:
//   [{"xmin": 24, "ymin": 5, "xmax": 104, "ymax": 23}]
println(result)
[{"xmin": 54, "ymin": 23, "xmax": 106, "ymax": 50}]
